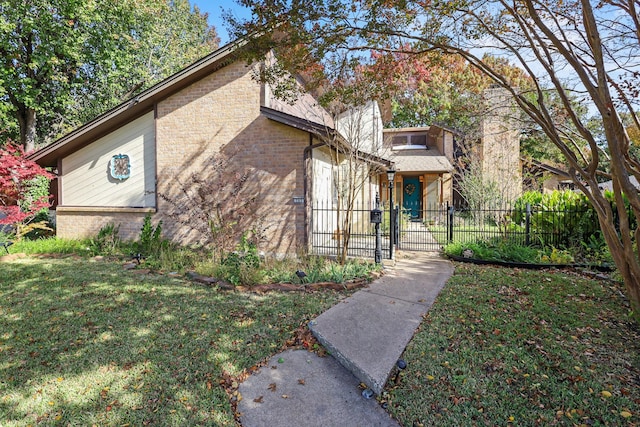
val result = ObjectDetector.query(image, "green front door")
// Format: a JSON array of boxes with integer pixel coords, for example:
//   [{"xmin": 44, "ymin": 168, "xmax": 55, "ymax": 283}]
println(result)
[{"xmin": 402, "ymin": 176, "xmax": 421, "ymax": 219}]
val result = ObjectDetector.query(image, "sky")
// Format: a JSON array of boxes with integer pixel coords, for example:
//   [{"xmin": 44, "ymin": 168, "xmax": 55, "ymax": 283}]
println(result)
[{"xmin": 192, "ymin": 1, "xmax": 252, "ymax": 45}]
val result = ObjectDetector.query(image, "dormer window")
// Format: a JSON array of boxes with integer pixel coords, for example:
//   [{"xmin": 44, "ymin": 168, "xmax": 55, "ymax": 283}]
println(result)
[{"xmin": 392, "ymin": 133, "xmax": 428, "ymax": 150}]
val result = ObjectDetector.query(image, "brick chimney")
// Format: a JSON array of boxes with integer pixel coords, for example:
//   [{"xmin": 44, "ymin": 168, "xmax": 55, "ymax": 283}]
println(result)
[{"xmin": 479, "ymin": 86, "xmax": 522, "ymax": 202}]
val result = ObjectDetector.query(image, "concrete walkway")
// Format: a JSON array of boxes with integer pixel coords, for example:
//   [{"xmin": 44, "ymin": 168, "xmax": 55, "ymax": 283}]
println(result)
[{"xmin": 237, "ymin": 252, "xmax": 454, "ymax": 427}]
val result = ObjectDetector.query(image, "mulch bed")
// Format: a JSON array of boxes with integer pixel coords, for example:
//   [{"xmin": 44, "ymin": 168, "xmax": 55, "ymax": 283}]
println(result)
[
  {"xmin": 186, "ymin": 271, "xmax": 381, "ymax": 292},
  {"xmin": 1, "ymin": 252, "xmax": 383, "ymax": 292}
]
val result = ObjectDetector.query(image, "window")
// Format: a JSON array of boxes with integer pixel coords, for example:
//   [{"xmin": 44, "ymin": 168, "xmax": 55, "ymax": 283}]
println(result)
[
  {"xmin": 391, "ymin": 133, "xmax": 428, "ymax": 149},
  {"xmin": 411, "ymin": 135, "xmax": 427, "ymax": 146},
  {"xmin": 392, "ymin": 136, "xmax": 408, "ymax": 146}
]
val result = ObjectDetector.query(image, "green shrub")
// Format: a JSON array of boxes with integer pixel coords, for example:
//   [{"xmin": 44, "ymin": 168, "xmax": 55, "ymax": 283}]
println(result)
[
  {"xmin": 137, "ymin": 214, "xmax": 164, "ymax": 255},
  {"xmin": 87, "ymin": 223, "xmax": 120, "ymax": 255},
  {"xmin": 539, "ymin": 247, "xmax": 575, "ymax": 264},
  {"xmin": 444, "ymin": 239, "xmax": 570, "ymax": 264},
  {"xmin": 511, "ymin": 190, "xmax": 599, "ymax": 248},
  {"xmin": 194, "ymin": 252, "xmax": 379, "ymax": 287},
  {"xmin": 217, "ymin": 234, "xmax": 262, "ymax": 285},
  {"xmin": 153, "ymin": 244, "xmax": 201, "ymax": 273}
]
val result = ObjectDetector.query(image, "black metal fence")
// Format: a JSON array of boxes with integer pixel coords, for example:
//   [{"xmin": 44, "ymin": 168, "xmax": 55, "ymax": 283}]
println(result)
[
  {"xmin": 310, "ymin": 200, "xmax": 618, "ymax": 260},
  {"xmin": 435, "ymin": 202, "xmax": 601, "ymax": 248},
  {"xmin": 311, "ymin": 201, "xmax": 393, "ymax": 259}
]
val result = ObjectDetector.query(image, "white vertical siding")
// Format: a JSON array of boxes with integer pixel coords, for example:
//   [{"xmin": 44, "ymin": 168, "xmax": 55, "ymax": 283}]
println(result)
[
  {"xmin": 312, "ymin": 148, "xmax": 338, "ymax": 235},
  {"xmin": 336, "ymin": 101, "xmax": 383, "ymax": 155},
  {"xmin": 61, "ymin": 112, "xmax": 156, "ymax": 207}
]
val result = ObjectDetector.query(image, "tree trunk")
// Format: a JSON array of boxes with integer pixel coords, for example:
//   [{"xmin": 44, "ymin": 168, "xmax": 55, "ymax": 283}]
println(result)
[
  {"xmin": 599, "ymin": 211, "xmax": 640, "ymax": 315},
  {"xmin": 18, "ymin": 108, "xmax": 37, "ymax": 152},
  {"xmin": 587, "ymin": 170, "xmax": 640, "ymax": 315}
]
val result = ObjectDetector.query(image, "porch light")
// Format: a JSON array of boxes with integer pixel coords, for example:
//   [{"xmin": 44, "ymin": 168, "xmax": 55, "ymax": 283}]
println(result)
[{"xmin": 386, "ymin": 168, "xmax": 396, "ymax": 184}]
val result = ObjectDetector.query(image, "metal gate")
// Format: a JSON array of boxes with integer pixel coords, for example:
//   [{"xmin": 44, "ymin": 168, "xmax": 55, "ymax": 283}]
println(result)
[
  {"xmin": 394, "ymin": 201, "xmax": 447, "ymax": 252},
  {"xmin": 310, "ymin": 201, "xmax": 446, "ymax": 259}
]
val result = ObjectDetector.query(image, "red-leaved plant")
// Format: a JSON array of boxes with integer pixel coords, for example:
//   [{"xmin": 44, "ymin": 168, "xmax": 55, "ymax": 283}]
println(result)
[{"xmin": 0, "ymin": 143, "xmax": 53, "ymax": 229}]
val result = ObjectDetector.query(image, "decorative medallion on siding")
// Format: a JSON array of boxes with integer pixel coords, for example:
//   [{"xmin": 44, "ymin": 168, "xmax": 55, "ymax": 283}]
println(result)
[{"xmin": 110, "ymin": 154, "xmax": 131, "ymax": 180}]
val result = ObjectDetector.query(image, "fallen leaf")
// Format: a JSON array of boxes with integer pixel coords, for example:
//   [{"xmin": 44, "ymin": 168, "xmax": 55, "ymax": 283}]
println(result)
[
  {"xmin": 277, "ymin": 357, "xmax": 285, "ymax": 363},
  {"xmin": 621, "ymin": 411, "xmax": 632, "ymax": 418},
  {"xmin": 298, "ymin": 379, "xmax": 305, "ymax": 385},
  {"xmin": 268, "ymin": 383, "xmax": 277, "ymax": 392},
  {"xmin": 601, "ymin": 390, "xmax": 612, "ymax": 398},
  {"xmin": 253, "ymin": 396, "xmax": 263, "ymax": 403},
  {"xmin": 281, "ymin": 394, "xmax": 289, "ymax": 399}
]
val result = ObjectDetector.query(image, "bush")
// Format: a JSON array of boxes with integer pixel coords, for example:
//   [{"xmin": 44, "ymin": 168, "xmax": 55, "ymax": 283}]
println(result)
[
  {"xmin": 218, "ymin": 233, "xmax": 263, "ymax": 285},
  {"xmin": 444, "ymin": 239, "xmax": 561, "ymax": 264},
  {"xmin": 0, "ymin": 144, "xmax": 53, "ymax": 237},
  {"xmin": 87, "ymin": 223, "xmax": 120, "ymax": 255},
  {"xmin": 136, "ymin": 214, "xmax": 165, "ymax": 256},
  {"xmin": 511, "ymin": 190, "xmax": 600, "ymax": 248}
]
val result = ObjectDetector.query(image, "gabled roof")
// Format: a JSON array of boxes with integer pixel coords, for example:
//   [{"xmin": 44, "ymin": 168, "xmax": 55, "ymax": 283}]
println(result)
[
  {"xmin": 29, "ymin": 38, "xmax": 249, "ymax": 167},
  {"xmin": 261, "ymin": 106, "xmax": 393, "ymax": 168},
  {"xmin": 392, "ymin": 149, "xmax": 453, "ymax": 173},
  {"xmin": 261, "ymin": 106, "xmax": 332, "ymax": 137},
  {"xmin": 383, "ymin": 124, "xmax": 461, "ymax": 136}
]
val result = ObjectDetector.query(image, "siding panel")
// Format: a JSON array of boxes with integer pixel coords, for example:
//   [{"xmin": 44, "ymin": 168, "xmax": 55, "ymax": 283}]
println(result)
[{"xmin": 61, "ymin": 112, "xmax": 156, "ymax": 207}]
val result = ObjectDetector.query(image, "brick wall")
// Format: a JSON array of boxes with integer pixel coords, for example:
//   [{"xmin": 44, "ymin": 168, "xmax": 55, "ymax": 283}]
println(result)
[
  {"xmin": 55, "ymin": 209, "xmax": 151, "ymax": 241},
  {"xmin": 53, "ymin": 60, "xmax": 311, "ymax": 256},
  {"xmin": 481, "ymin": 87, "xmax": 522, "ymax": 202},
  {"xmin": 155, "ymin": 60, "xmax": 309, "ymax": 256}
]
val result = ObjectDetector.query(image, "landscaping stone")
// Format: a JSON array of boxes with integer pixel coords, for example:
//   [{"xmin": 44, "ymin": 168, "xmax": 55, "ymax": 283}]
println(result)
[{"xmin": 186, "ymin": 272, "xmax": 235, "ymax": 290}]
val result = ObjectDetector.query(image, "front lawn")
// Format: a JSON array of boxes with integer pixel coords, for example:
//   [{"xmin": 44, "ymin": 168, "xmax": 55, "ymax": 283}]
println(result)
[
  {"xmin": 386, "ymin": 263, "xmax": 640, "ymax": 426},
  {"xmin": 0, "ymin": 256, "xmax": 347, "ymax": 426},
  {"xmin": 3, "ymin": 255, "xmax": 638, "ymax": 426}
]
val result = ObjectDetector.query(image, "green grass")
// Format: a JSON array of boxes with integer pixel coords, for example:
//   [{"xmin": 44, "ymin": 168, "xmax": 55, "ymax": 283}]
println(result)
[
  {"xmin": 0, "ymin": 256, "xmax": 349, "ymax": 426},
  {"xmin": 5, "ymin": 243, "xmax": 637, "ymax": 426},
  {"xmin": 387, "ymin": 263, "xmax": 640, "ymax": 426},
  {"xmin": 7, "ymin": 237, "xmax": 89, "ymax": 255},
  {"xmin": 429, "ymin": 224, "xmax": 504, "ymax": 245}
]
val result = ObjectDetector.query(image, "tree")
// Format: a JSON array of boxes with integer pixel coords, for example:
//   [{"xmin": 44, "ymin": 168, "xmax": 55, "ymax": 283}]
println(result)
[
  {"xmin": 71, "ymin": 0, "xmax": 220, "ymax": 130},
  {"xmin": 158, "ymin": 146, "xmax": 264, "ymax": 261},
  {"xmin": 369, "ymin": 50, "xmax": 487, "ymax": 131},
  {"xmin": 0, "ymin": 0, "xmax": 219, "ymax": 150},
  {"xmin": 327, "ymin": 102, "xmax": 388, "ymax": 263},
  {"xmin": 231, "ymin": 0, "xmax": 640, "ymax": 313},
  {"xmin": 0, "ymin": 143, "xmax": 52, "ymax": 231}
]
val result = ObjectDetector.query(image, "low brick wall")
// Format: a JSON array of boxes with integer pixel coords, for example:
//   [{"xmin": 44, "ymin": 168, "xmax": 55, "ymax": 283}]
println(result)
[{"xmin": 55, "ymin": 207, "xmax": 155, "ymax": 241}]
